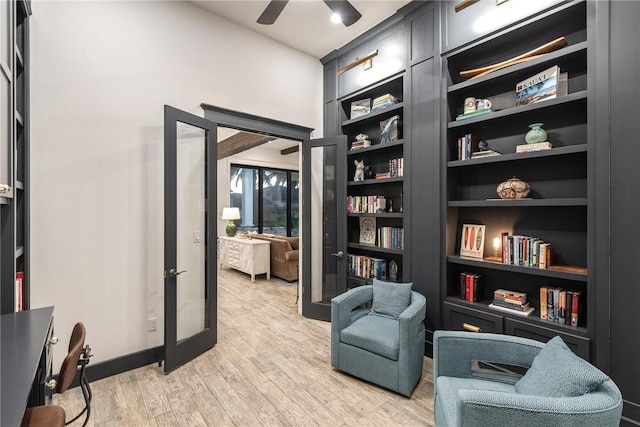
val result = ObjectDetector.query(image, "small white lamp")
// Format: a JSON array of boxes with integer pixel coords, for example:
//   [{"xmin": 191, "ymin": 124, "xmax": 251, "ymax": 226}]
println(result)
[{"xmin": 221, "ymin": 207, "xmax": 241, "ymax": 237}]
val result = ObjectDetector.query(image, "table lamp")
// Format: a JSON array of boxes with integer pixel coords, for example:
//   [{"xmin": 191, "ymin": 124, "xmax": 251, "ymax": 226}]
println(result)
[{"xmin": 221, "ymin": 207, "xmax": 241, "ymax": 237}]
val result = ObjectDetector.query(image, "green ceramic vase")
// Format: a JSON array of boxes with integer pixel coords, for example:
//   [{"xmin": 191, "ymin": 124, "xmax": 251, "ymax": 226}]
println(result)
[{"xmin": 525, "ymin": 123, "xmax": 547, "ymax": 144}]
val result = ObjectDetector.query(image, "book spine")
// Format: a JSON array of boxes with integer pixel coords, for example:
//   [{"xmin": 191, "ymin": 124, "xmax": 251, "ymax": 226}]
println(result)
[
  {"xmin": 466, "ymin": 274, "xmax": 473, "ymax": 302},
  {"xmin": 553, "ymin": 288, "xmax": 560, "ymax": 322},
  {"xmin": 547, "ymin": 288, "xmax": 554, "ymax": 320},
  {"xmin": 558, "ymin": 290, "xmax": 566, "ymax": 323},
  {"xmin": 540, "ymin": 286, "xmax": 548, "ymax": 320},
  {"xmin": 460, "ymin": 273, "xmax": 467, "ymax": 300},
  {"xmin": 565, "ymin": 291, "xmax": 573, "ymax": 325},
  {"xmin": 571, "ymin": 291, "xmax": 581, "ymax": 326},
  {"xmin": 472, "ymin": 274, "xmax": 481, "ymax": 302}
]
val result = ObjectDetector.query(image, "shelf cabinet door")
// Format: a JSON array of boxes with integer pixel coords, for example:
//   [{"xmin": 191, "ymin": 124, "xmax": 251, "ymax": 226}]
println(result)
[
  {"xmin": 443, "ymin": 301, "xmax": 504, "ymax": 334},
  {"xmin": 505, "ymin": 317, "xmax": 589, "ymax": 359}
]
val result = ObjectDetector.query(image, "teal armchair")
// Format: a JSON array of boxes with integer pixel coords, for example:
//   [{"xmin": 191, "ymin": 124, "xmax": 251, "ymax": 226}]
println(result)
[
  {"xmin": 433, "ymin": 331, "xmax": 623, "ymax": 427},
  {"xmin": 331, "ymin": 283, "xmax": 426, "ymax": 397}
]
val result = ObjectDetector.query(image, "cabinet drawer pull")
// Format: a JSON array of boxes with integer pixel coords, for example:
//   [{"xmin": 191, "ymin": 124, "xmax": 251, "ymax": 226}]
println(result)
[
  {"xmin": 49, "ymin": 336, "xmax": 59, "ymax": 345},
  {"xmin": 462, "ymin": 323, "xmax": 481, "ymax": 333}
]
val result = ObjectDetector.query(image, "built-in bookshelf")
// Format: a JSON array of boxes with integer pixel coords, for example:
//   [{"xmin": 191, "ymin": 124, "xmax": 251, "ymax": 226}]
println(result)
[
  {"xmin": 341, "ymin": 74, "xmax": 406, "ymax": 287},
  {"xmin": 442, "ymin": 1, "xmax": 592, "ymax": 359},
  {"xmin": 1, "ymin": 0, "xmax": 31, "ymax": 314}
]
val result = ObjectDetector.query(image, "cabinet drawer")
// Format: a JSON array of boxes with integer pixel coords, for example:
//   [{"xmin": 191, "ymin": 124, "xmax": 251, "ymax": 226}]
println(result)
[
  {"xmin": 443, "ymin": 302, "xmax": 504, "ymax": 334},
  {"xmin": 505, "ymin": 318, "xmax": 590, "ymax": 360}
]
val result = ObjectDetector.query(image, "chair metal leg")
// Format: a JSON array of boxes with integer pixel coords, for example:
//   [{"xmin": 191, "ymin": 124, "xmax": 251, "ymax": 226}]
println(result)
[{"xmin": 65, "ymin": 345, "xmax": 92, "ymax": 427}]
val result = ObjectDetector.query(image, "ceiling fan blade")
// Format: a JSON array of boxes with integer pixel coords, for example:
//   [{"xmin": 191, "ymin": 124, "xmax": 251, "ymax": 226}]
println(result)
[
  {"xmin": 323, "ymin": 0, "xmax": 362, "ymax": 26},
  {"xmin": 257, "ymin": 0, "xmax": 289, "ymax": 25}
]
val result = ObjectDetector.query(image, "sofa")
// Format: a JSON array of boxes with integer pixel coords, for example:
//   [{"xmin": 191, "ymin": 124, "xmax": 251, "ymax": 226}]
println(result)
[{"xmin": 251, "ymin": 234, "xmax": 299, "ymax": 282}]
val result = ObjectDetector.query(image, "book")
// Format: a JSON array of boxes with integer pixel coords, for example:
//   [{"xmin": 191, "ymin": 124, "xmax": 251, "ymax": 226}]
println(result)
[
  {"xmin": 540, "ymin": 286, "xmax": 548, "ymax": 320},
  {"xmin": 488, "ymin": 303, "xmax": 535, "ymax": 316},
  {"xmin": 471, "ymin": 150, "xmax": 501, "ymax": 158},
  {"xmin": 458, "ymin": 134, "xmax": 480, "ymax": 160},
  {"xmin": 380, "ymin": 115, "xmax": 399, "ymax": 143},
  {"xmin": 515, "ymin": 65, "xmax": 559, "ymax": 106},
  {"xmin": 516, "ymin": 141, "xmax": 553, "ymax": 153},
  {"xmin": 491, "ymin": 298, "xmax": 530, "ymax": 312},
  {"xmin": 15, "ymin": 271, "xmax": 24, "ymax": 312},
  {"xmin": 455, "ymin": 108, "xmax": 492, "ymax": 121},
  {"xmin": 460, "ymin": 272, "xmax": 467, "ymax": 300},
  {"xmin": 571, "ymin": 291, "xmax": 581, "ymax": 326},
  {"xmin": 351, "ymin": 98, "xmax": 371, "ymax": 119}
]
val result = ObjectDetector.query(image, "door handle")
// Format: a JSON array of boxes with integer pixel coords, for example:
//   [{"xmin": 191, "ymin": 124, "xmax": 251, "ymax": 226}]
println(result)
[
  {"xmin": 168, "ymin": 268, "xmax": 187, "ymax": 278},
  {"xmin": 330, "ymin": 251, "xmax": 344, "ymax": 258}
]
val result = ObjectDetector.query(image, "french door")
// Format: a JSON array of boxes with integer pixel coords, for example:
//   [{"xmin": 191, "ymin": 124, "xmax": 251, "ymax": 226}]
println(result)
[
  {"xmin": 301, "ymin": 136, "xmax": 348, "ymax": 320},
  {"xmin": 163, "ymin": 105, "xmax": 217, "ymax": 373}
]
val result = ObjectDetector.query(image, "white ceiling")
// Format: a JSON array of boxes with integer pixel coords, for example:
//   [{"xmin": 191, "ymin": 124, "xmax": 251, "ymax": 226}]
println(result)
[{"xmin": 192, "ymin": 0, "xmax": 412, "ymax": 59}]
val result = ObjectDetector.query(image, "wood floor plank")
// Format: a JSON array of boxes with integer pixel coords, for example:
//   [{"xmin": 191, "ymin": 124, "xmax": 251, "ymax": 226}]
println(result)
[{"xmin": 55, "ymin": 268, "xmax": 435, "ymax": 426}]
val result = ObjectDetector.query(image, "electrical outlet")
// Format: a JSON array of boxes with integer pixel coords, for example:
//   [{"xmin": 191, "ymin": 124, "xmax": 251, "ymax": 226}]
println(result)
[{"xmin": 148, "ymin": 317, "xmax": 158, "ymax": 332}]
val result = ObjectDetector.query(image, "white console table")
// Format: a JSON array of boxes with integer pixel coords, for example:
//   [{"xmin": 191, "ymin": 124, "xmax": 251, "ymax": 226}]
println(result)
[{"xmin": 218, "ymin": 236, "xmax": 270, "ymax": 282}]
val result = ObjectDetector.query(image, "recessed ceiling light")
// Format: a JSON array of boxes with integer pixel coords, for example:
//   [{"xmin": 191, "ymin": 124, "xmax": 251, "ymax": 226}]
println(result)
[{"xmin": 330, "ymin": 13, "xmax": 342, "ymax": 24}]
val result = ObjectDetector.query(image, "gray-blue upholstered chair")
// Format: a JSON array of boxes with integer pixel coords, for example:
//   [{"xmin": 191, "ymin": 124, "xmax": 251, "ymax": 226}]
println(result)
[
  {"xmin": 331, "ymin": 280, "xmax": 426, "ymax": 397},
  {"xmin": 433, "ymin": 330, "xmax": 623, "ymax": 427}
]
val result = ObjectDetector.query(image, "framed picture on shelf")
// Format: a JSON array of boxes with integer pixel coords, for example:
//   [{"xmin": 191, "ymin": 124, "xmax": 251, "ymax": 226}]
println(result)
[
  {"xmin": 460, "ymin": 224, "xmax": 485, "ymax": 259},
  {"xmin": 359, "ymin": 217, "xmax": 376, "ymax": 245}
]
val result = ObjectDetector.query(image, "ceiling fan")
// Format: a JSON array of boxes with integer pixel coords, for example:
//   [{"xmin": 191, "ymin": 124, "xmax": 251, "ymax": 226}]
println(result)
[{"xmin": 257, "ymin": 1, "xmax": 362, "ymax": 26}]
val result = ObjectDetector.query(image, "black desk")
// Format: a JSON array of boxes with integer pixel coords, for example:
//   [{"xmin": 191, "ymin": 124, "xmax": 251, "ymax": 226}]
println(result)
[{"xmin": 1, "ymin": 306, "xmax": 54, "ymax": 427}]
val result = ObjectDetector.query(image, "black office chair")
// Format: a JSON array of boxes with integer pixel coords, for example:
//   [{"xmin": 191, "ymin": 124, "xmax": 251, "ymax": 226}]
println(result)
[{"xmin": 21, "ymin": 322, "xmax": 93, "ymax": 427}]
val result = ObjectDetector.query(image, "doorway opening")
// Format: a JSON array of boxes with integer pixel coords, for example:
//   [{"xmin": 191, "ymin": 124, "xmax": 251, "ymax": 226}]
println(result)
[{"xmin": 202, "ymin": 104, "xmax": 312, "ymax": 309}]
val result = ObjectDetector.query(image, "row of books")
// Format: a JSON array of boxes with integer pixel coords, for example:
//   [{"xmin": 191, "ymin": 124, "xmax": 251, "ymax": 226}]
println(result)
[
  {"xmin": 372, "ymin": 93, "xmax": 400, "ymax": 112},
  {"xmin": 347, "ymin": 254, "xmax": 388, "ymax": 280},
  {"xmin": 489, "ymin": 288, "xmax": 535, "ymax": 316},
  {"xmin": 347, "ymin": 195, "xmax": 387, "ymax": 214},
  {"xmin": 388, "ymin": 157, "xmax": 404, "ymax": 177},
  {"xmin": 501, "ymin": 233, "xmax": 554, "ymax": 269},
  {"xmin": 457, "ymin": 134, "xmax": 479, "ymax": 160},
  {"xmin": 378, "ymin": 227, "xmax": 404, "ymax": 250},
  {"xmin": 459, "ymin": 272, "xmax": 482, "ymax": 302},
  {"xmin": 540, "ymin": 287, "xmax": 581, "ymax": 326}
]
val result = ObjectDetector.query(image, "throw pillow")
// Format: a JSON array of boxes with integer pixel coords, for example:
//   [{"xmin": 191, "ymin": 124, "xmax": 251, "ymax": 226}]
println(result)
[
  {"xmin": 515, "ymin": 336, "xmax": 609, "ymax": 397},
  {"xmin": 371, "ymin": 278, "xmax": 412, "ymax": 318}
]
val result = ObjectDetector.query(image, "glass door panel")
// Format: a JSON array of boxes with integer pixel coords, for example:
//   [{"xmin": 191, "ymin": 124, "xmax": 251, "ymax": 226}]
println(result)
[{"xmin": 302, "ymin": 136, "xmax": 347, "ymax": 320}]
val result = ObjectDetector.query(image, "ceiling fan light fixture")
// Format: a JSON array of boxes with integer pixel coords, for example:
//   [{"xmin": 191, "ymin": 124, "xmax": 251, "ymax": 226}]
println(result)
[{"xmin": 330, "ymin": 12, "xmax": 342, "ymax": 24}]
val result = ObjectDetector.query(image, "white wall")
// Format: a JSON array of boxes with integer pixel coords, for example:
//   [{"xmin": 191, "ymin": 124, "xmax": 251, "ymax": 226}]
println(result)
[{"xmin": 29, "ymin": 0, "xmax": 322, "ymax": 368}]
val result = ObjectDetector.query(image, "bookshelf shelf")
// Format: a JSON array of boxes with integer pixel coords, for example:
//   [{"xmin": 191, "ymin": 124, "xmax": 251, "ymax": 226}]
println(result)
[
  {"xmin": 448, "ymin": 198, "xmax": 587, "ymax": 208},
  {"xmin": 447, "ymin": 144, "xmax": 588, "ymax": 167},
  {"xmin": 347, "ymin": 139, "xmax": 404, "ymax": 156},
  {"xmin": 448, "ymin": 91, "xmax": 587, "ymax": 129},
  {"xmin": 447, "ymin": 255, "xmax": 587, "ymax": 282},
  {"xmin": 347, "ymin": 242, "xmax": 404, "ymax": 255}
]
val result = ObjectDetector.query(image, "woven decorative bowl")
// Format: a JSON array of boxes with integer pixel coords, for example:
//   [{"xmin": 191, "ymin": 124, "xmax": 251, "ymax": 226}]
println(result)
[{"xmin": 497, "ymin": 176, "xmax": 530, "ymax": 199}]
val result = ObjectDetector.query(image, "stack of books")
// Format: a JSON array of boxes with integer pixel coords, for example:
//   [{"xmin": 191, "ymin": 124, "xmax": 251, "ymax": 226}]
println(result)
[
  {"xmin": 350, "ymin": 138, "xmax": 371, "ymax": 150},
  {"xmin": 372, "ymin": 93, "xmax": 399, "ymax": 111},
  {"xmin": 489, "ymin": 289, "xmax": 534, "ymax": 316},
  {"xmin": 457, "ymin": 134, "xmax": 479, "ymax": 160}
]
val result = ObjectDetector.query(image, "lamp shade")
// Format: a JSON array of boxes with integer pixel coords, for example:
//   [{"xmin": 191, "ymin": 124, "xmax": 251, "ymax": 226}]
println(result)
[{"xmin": 221, "ymin": 207, "xmax": 241, "ymax": 220}]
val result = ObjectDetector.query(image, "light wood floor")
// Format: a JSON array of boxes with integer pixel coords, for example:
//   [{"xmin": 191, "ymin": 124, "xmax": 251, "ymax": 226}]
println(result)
[{"xmin": 55, "ymin": 269, "xmax": 435, "ymax": 426}]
